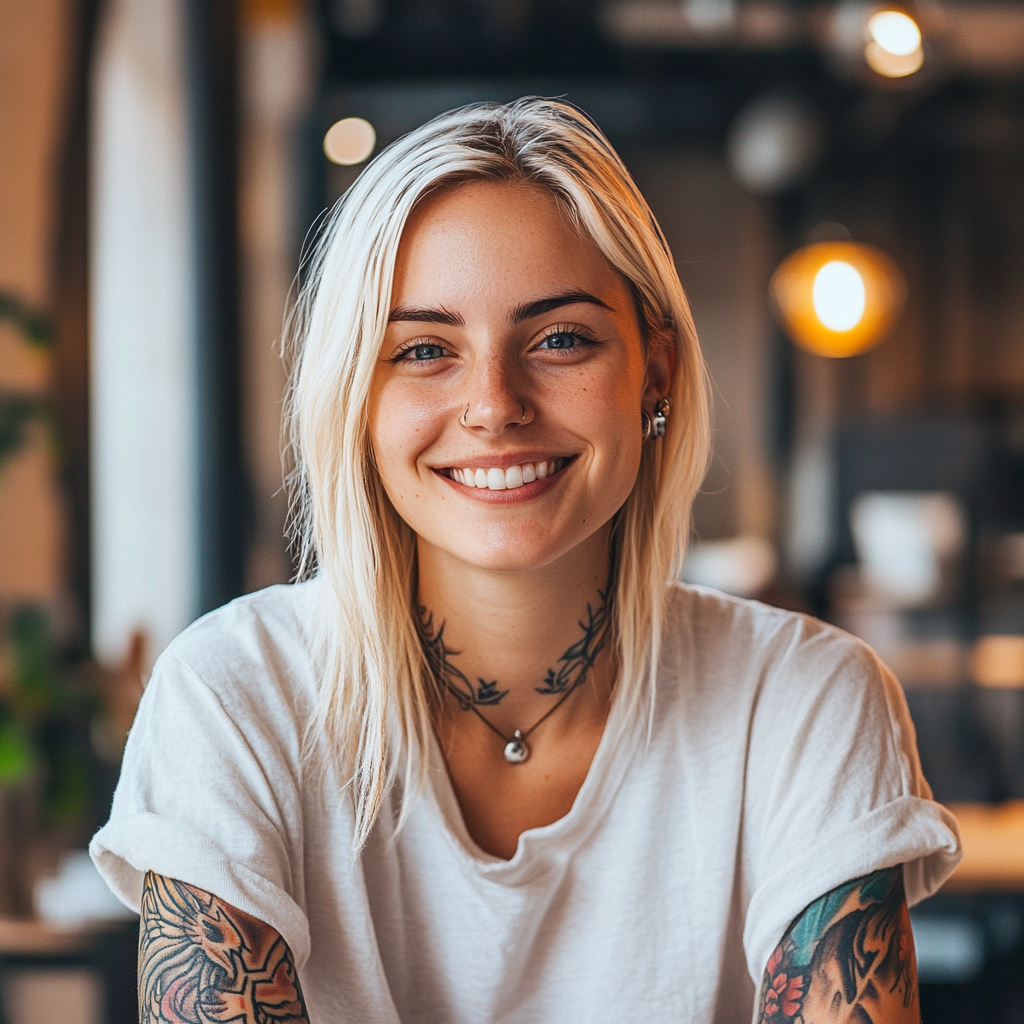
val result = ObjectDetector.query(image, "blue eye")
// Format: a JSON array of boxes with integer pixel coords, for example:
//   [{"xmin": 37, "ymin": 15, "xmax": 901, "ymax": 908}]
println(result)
[
  {"xmin": 539, "ymin": 331, "xmax": 582, "ymax": 351},
  {"xmin": 399, "ymin": 343, "xmax": 446, "ymax": 362}
]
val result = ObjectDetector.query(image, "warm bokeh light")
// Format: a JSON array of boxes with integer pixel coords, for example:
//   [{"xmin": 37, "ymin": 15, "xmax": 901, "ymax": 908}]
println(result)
[
  {"xmin": 812, "ymin": 260, "xmax": 866, "ymax": 332},
  {"xmin": 323, "ymin": 117, "xmax": 376, "ymax": 165},
  {"xmin": 771, "ymin": 241, "xmax": 907, "ymax": 358},
  {"xmin": 865, "ymin": 40, "xmax": 924, "ymax": 77},
  {"xmin": 970, "ymin": 635, "xmax": 1024, "ymax": 688},
  {"xmin": 868, "ymin": 10, "xmax": 921, "ymax": 56},
  {"xmin": 864, "ymin": 10, "xmax": 923, "ymax": 78}
]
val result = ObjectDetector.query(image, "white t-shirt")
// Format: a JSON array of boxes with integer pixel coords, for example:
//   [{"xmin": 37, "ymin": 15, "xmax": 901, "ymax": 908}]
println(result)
[{"xmin": 91, "ymin": 581, "xmax": 960, "ymax": 1024}]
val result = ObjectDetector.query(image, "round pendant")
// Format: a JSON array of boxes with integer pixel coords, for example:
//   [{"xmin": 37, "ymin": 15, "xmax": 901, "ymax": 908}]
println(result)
[{"xmin": 503, "ymin": 730, "xmax": 530, "ymax": 764}]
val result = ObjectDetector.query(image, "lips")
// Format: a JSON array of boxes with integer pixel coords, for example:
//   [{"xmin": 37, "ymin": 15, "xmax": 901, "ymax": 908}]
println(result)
[{"xmin": 444, "ymin": 457, "xmax": 572, "ymax": 491}]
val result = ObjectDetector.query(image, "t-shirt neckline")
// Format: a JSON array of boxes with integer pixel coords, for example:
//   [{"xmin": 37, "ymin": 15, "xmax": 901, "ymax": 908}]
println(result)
[{"xmin": 423, "ymin": 677, "xmax": 646, "ymax": 883}]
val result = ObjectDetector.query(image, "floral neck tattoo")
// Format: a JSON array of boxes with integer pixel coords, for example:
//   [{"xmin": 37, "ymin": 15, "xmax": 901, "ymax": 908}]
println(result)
[{"xmin": 416, "ymin": 590, "xmax": 611, "ymax": 764}]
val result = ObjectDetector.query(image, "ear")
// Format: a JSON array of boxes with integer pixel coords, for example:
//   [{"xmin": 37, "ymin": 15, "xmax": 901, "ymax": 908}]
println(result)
[{"xmin": 642, "ymin": 328, "xmax": 676, "ymax": 413}]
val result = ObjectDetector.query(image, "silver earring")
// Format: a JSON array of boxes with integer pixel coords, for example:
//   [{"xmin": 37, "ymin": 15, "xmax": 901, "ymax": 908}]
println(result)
[
  {"xmin": 460, "ymin": 406, "xmax": 470, "ymax": 428},
  {"xmin": 641, "ymin": 410, "xmax": 653, "ymax": 441},
  {"xmin": 653, "ymin": 397, "xmax": 670, "ymax": 439}
]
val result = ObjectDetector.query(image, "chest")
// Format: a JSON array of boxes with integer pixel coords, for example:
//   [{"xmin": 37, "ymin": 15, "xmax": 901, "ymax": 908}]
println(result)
[
  {"xmin": 344, "ymin": 761, "xmax": 753, "ymax": 1024},
  {"xmin": 437, "ymin": 709, "xmax": 607, "ymax": 859}
]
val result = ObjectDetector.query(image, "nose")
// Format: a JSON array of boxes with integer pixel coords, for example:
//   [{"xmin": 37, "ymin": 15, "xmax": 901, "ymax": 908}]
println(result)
[{"xmin": 460, "ymin": 355, "xmax": 532, "ymax": 433}]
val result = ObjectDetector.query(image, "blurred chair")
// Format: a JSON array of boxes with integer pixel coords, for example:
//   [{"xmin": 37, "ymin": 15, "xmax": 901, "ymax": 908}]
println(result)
[{"xmin": 831, "ymin": 415, "xmax": 1001, "ymax": 801}]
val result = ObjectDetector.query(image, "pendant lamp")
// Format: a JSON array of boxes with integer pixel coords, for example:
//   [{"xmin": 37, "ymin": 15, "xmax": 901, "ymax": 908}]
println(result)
[{"xmin": 771, "ymin": 241, "xmax": 906, "ymax": 358}]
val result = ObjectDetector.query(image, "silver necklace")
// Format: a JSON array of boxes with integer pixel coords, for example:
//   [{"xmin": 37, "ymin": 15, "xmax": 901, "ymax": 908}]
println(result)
[{"xmin": 461, "ymin": 683, "xmax": 588, "ymax": 764}]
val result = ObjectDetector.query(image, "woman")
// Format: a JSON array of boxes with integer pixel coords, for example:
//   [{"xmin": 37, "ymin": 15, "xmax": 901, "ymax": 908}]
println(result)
[{"xmin": 92, "ymin": 98, "xmax": 960, "ymax": 1023}]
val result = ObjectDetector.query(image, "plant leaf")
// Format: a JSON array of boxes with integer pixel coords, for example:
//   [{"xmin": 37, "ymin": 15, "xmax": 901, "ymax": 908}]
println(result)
[{"xmin": 0, "ymin": 716, "xmax": 34, "ymax": 783}]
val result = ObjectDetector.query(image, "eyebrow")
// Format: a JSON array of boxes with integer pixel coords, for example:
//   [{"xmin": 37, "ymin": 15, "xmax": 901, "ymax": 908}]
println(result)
[
  {"xmin": 386, "ymin": 291, "xmax": 615, "ymax": 329},
  {"xmin": 509, "ymin": 291, "xmax": 615, "ymax": 324},
  {"xmin": 387, "ymin": 305, "xmax": 465, "ymax": 327}
]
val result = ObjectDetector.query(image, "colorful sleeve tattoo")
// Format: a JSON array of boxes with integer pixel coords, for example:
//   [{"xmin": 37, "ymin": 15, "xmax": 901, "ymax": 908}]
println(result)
[
  {"xmin": 138, "ymin": 871, "xmax": 310, "ymax": 1024},
  {"xmin": 756, "ymin": 866, "xmax": 920, "ymax": 1023}
]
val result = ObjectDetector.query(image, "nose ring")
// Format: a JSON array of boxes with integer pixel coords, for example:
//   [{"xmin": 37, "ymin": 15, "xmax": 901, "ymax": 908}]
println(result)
[{"xmin": 459, "ymin": 404, "xmax": 529, "ymax": 428}]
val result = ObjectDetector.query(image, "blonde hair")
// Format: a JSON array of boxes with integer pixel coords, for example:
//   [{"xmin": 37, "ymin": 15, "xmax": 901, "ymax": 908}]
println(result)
[{"xmin": 285, "ymin": 98, "xmax": 710, "ymax": 849}]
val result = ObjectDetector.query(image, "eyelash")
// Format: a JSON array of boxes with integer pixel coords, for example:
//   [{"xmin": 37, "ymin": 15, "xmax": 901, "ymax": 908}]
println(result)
[
  {"xmin": 389, "ymin": 342, "xmax": 450, "ymax": 364},
  {"xmin": 536, "ymin": 325, "xmax": 599, "ymax": 354},
  {"xmin": 388, "ymin": 325, "xmax": 600, "ymax": 364}
]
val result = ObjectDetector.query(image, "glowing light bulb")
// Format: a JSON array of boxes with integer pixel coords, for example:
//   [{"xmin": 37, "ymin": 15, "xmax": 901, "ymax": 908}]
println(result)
[
  {"xmin": 771, "ymin": 240, "xmax": 904, "ymax": 357},
  {"xmin": 865, "ymin": 41, "xmax": 924, "ymax": 77},
  {"xmin": 324, "ymin": 117, "xmax": 376, "ymax": 166},
  {"xmin": 813, "ymin": 261, "xmax": 866, "ymax": 332},
  {"xmin": 868, "ymin": 10, "xmax": 921, "ymax": 56}
]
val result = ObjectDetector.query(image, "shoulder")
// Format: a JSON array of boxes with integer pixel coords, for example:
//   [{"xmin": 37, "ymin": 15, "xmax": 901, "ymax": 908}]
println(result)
[
  {"xmin": 663, "ymin": 582, "xmax": 889, "ymax": 697},
  {"xmin": 663, "ymin": 586, "xmax": 922, "ymax": 798},
  {"xmin": 149, "ymin": 580, "xmax": 322, "ymax": 724},
  {"xmin": 659, "ymin": 584, "xmax": 910, "ymax": 756},
  {"xmin": 96, "ymin": 586, "xmax": 328, "ymax": 933}
]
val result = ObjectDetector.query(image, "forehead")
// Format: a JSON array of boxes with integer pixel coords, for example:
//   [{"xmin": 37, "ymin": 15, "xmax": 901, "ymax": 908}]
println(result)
[{"xmin": 391, "ymin": 180, "xmax": 624, "ymax": 307}]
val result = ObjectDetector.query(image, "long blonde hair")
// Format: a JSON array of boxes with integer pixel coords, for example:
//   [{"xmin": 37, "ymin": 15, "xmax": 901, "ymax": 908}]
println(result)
[{"xmin": 285, "ymin": 98, "xmax": 710, "ymax": 849}]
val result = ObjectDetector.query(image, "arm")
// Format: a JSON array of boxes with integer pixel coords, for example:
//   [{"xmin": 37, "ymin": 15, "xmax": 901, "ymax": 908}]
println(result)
[
  {"xmin": 139, "ymin": 871, "xmax": 310, "ymax": 1024},
  {"xmin": 756, "ymin": 866, "xmax": 919, "ymax": 1023}
]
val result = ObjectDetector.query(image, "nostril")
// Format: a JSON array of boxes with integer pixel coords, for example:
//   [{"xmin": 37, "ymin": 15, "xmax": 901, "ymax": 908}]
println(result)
[{"xmin": 501, "ymin": 405, "xmax": 529, "ymax": 429}]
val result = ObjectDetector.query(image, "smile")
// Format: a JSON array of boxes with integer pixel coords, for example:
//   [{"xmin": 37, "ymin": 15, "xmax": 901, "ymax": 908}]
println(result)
[{"xmin": 445, "ymin": 457, "xmax": 573, "ymax": 491}]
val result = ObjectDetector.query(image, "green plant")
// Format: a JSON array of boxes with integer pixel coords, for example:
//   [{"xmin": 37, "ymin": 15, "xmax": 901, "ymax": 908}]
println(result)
[
  {"xmin": 0, "ymin": 607, "xmax": 94, "ymax": 822},
  {"xmin": 0, "ymin": 293, "xmax": 51, "ymax": 349},
  {"xmin": 0, "ymin": 292, "xmax": 93, "ymax": 825},
  {"xmin": 0, "ymin": 290, "xmax": 54, "ymax": 471}
]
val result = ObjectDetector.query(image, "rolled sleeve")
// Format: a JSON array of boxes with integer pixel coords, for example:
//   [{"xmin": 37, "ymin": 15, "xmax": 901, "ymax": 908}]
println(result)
[
  {"xmin": 90, "ymin": 652, "xmax": 311, "ymax": 968},
  {"xmin": 742, "ymin": 631, "xmax": 961, "ymax": 985}
]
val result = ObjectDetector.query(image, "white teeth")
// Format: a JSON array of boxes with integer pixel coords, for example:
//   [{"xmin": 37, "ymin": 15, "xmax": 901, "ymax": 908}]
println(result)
[{"xmin": 450, "ymin": 459, "xmax": 566, "ymax": 489}]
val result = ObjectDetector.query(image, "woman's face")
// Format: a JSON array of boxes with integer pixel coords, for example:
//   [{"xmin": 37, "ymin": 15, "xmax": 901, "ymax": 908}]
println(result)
[{"xmin": 368, "ymin": 180, "xmax": 672, "ymax": 574}]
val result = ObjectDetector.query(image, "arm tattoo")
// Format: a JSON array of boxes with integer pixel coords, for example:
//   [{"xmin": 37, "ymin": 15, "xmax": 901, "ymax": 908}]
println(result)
[
  {"xmin": 417, "ymin": 588, "xmax": 611, "ymax": 709},
  {"xmin": 756, "ymin": 866, "xmax": 919, "ymax": 1023},
  {"xmin": 139, "ymin": 872, "xmax": 309, "ymax": 1024}
]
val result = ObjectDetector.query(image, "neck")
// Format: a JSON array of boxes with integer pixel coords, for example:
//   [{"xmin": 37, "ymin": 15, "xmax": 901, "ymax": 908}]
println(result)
[{"xmin": 416, "ymin": 527, "xmax": 614, "ymax": 740}]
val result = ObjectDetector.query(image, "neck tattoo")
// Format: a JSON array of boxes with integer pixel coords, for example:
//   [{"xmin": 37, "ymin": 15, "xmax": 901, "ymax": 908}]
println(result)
[{"xmin": 417, "ymin": 590, "xmax": 611, "ymax": 764}]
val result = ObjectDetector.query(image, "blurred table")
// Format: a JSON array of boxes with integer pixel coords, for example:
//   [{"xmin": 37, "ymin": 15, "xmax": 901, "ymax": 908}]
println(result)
[
  {"xmin": 0, "ymin": 920, "xmax": 93, "ymax": 957},
  {"xmin": 0, "ymin": 919, "xmax": 138, "ymax": 1024},
  {"xmin": 944, "ymin": 801, "xmax": 1024, "ymax": 891}
]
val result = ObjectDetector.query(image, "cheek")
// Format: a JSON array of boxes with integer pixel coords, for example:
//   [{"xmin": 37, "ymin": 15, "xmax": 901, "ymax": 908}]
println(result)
[
  {"xmin": 569, "ymin": 365, "xmax": 644, "ymax": 463},
  {"xmin": 370, "ymin": 382, "xmax": 445, "ymax": 482},
  {"xmin": 604, "ymin": 429, "xmax": 644, "ymax": 509}
]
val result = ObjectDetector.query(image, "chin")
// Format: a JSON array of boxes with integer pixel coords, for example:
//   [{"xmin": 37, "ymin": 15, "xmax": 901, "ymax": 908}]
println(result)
[
  {"xmin": 437, "ymin": 519, "xmax": 600, "ymax": 574},
  {"xmin": 450, "ymin": 540, "xmax": 565, "ymax": 574}
]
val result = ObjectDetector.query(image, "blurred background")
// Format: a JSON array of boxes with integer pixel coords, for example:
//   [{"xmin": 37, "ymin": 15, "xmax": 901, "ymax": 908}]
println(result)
[{"xmin": 3, "ymin": 0, "xmax": 1024, "ymax": 1020}]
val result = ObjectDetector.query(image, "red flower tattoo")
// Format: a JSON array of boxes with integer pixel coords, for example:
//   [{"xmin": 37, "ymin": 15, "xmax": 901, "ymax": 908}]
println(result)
[{"xmin": 760, "ymin": 940, "xmax": 806, "ymax": 1019}]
